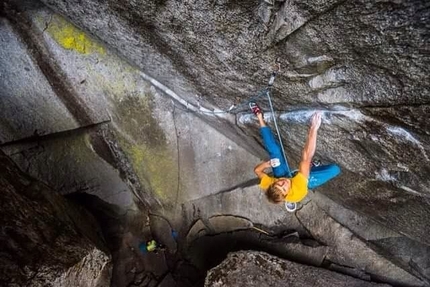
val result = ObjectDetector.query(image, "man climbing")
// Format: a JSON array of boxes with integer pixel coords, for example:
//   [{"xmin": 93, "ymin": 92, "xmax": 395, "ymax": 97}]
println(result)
[{"xmin": 250, "ymin": 102, "xmax": 340, "ymax": 212}]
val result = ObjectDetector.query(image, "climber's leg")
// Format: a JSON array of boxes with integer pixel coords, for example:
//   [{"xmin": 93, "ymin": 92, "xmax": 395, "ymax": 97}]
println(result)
[
  {"xmin": 259, "ymin": 124, "xmax": 290, "ymax": 178},
  {"xmin": 250, "ymin": 102, "xmax": 290, "ymax": 177},
  {"xmin": 308, "ymin": 164, "xmax": 341, "ymax": 189}
]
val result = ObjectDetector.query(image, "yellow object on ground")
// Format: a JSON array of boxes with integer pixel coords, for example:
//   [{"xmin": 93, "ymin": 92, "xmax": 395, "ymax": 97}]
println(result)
[{"xmin": 146, "ymin": 240, "xmax": 157, "ymax": 252}]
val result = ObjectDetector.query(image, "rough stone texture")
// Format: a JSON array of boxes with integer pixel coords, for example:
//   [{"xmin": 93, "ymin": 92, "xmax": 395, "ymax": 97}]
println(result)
[
  {"xmin": 2, "ymin": 131, "xmax": 135, "ymax": 207},
  {"xmin": 2, "ymin": 4, "xmax": 265, "ymax": 212},
  {"xmin": 188, "ymin": 229, "xmax": 329, "ymax": 271},
  {"xmin": 53, "ymin": 248, "xmax": 112, "ymax": 287},
  {"xmin": 158, "ymin": 274, "xmax": 177, "ymax": 287},
  {"xmin": 180, "ymin": 185, "xmax": 310, "ymax": 238},
  {"xmin": 371, "ymin": 237, "xmax": 430, "ymax": 283},
  {"xmin": 149, "ymin": 215, "xmax": 177, "ymax": 253},
  {"xmin": 296, "ymin": 201, "xmax": 424, "ymax": 287},
  {"xmin": 37, "ymin": 0, "xmax": 430, "ymax": 248},
  {"xmin": 208, "ymin": 215, "xmax": 253, "ymax": 233},
  {"xmin": 313, "ymin": 192, "xmax": 430, "ymax": 282},
  {"xmin": 0, "ymin": 18, "xmax": 80, "ymax": 144},
  {"xmin": 186, "ymin": 197, "xmax": 426, "ymax": 286},
  {"xmin": 1, "ymin": 0, "xmax": 429, "ymax": 286},
  {"xmin": 205, "ymin": 251, "xmax": 391, "ymax": 287},
  {"xmin": 186, "ymin": 219, "xmax": 208, "ymax": 243},
  {"xmin": 0, "ymin": 150, "xmax": 111, "ymax": 286}
]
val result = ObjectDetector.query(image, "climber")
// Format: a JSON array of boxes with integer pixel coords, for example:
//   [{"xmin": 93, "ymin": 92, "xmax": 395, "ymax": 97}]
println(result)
[{"xmin": 250, "ymin": 102, "xmax": 340, "ymax": 212}]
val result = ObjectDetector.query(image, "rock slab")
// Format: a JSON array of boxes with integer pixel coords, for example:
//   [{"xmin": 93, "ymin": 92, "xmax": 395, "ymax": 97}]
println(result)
[
  {"xmin": 0, "ymin": 150, "xmax": 111, "ymax": 287},
  {"xmin": 205, "ymin": 251, "xmax": 390, "ymax": 287}
]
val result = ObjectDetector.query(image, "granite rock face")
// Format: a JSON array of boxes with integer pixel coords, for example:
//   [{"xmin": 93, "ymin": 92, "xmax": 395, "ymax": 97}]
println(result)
[
  {"xmin": 1, "ymin": 0, "xmax": 429, "ymax": 286},
  {"xmin": 36, "ymin": 0, "xmax": 430, "ymax": 245},
  {"xmin": 0, "ymin": 150, "xmax": 111, "ymax": 286},
  {"xmin": 204, "ymin": 251, "xmax": 391, "ymax": 287}
]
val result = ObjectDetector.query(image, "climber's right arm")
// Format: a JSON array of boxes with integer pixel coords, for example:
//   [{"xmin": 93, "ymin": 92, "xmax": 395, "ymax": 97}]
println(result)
[{"xmin": 299, "ymin": 112, "xmax": 322, "ymax": 178}]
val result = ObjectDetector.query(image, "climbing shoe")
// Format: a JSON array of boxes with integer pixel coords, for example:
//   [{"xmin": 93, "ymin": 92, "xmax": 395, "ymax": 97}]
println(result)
[
  {"xmin": 249, "ymin": 102, "xmax": 262, "ymax": 115},
  {"xmin": 311, "ymin": 159, "xmax": 322, "ymax": 167},
  {"xmin": 285, "ymin": 201, "xmax": 297, "ymax": 212}
]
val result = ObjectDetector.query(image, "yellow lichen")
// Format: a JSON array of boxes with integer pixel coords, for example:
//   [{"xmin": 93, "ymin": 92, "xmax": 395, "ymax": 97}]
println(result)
[
  {"xmin": 117, "ymin": 132, "xmax": 178, "ymax": 205},
  {"xmin": 46, "ymin": 15, "xmax": 105, "ymax": 55},
  {"xmin": 144, "ymin": 147, "xmax": 178, "ymax": 203}
]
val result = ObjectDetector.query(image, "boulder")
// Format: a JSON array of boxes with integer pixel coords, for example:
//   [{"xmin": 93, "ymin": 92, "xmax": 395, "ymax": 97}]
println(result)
[{"xmin": 205, "ymin": 251, "xmax": 390, "ymax": 287}]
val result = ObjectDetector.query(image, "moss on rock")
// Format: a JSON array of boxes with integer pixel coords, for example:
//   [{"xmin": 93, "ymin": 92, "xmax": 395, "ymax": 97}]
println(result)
[{"xmin": 114, "ymin": 92, "xmax": 178, "ymax": 205}]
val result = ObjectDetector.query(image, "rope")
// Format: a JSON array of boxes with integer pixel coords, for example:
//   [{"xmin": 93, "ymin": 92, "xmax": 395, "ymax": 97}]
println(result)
[
  {"xmin": 251, "ymin": 226, "xmax": 270, "ymax": 235},
  {"xmin": 187, "ymin": 66, "xmax": 282, "ymax": 115},
  {"xmin": 193, "ymin": 65, "xmax": 292, "ymax": 177},
  {"xmin": 196, "ymin": 88, "xmax": 269, "ymax": 115},
  {"xmin": 265, "ymin": 75, "xmax": 292, "ymax": 178}
]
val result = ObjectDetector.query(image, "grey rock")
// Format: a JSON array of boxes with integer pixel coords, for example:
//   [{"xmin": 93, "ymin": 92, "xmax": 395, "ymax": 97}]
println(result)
[
  {"xmin": 313, "ymin": 192, "xmax": 430, "ymax": 282},
  {"xmin": 0, "ymin": 150, "xmax": 111, "ymax": 286},
  {"xmin": 36, "ymin": 0, "xmax": 430, "ymax": 248},
  {"xmin": 313, "ymin": 192, "xmax": 400, "ymax": 241},
  {"xmin": 370, "ymin": 236, "xmax": 430, "ymax": 283},
  {"xmin": 158, "ymin": 273, "xmax": 177, "ymax": 287},
  {"xmin": 142, "ymin": 251, "xmax": 169, "ymax": 278},
  {"xmin": 2, "ymin": 3, "xmax": 265, "ymax": 210},
  {"xmin": 186, "ymin": 219, "xmax": 208, "ymax": 243},
  {"xmin": 296, "ymin": 201, "xmax": 425, "ymax": 287},
  {"xmin": 149, "ymin": 215, "xmax": 177, "ymax": 253},
  {"xmin": 2, "ymin": 130, "xmax": 135, "ymax": 208},
  {"xmin": 53, "ymin": 248, "xmax": 111, "ymax": 287},
  {"xmin": 328, "ymin": 263, "xmax": 372, "ymax": 282},
  {"xmin": 1, "ymin": 0, "xmax": 429, "ymax": 285},
  {"xmin": 3, "ymin": 0, "xmax": 427, "ymax": 246},
  {"xmin": 0, "ymin": 18, "xmax": 79, "ymax": 144},
  {"xmin": 208, "ymin": 215, "xmax": 253, "ymax": 233},
  {"xmin": 266, "ymin": 0, "xmax": 343, "ymax": 44},
  {"xmin": 187, "ymin": 229, "xmax": 328, "ymax": 271},
  {"xmin": 204, "ymin": 251, "xmax": 390, "ymax": 287},
  {"xmin": 180, "ymin": 185, "xmax": 309, "ymax": 238},
  {"xmin": 263, "ymin": 240, "xmax": 329, "ymax": 267}
]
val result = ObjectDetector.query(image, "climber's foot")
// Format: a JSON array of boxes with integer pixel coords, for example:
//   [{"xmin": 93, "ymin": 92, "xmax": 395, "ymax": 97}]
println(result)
[
  {"xmin": 311, "ymin": 159, "xmax": 322, "ymax": 167},
  {"xmin": 249, "ymin": 102, "xmax": 262, "ymax": 116}
]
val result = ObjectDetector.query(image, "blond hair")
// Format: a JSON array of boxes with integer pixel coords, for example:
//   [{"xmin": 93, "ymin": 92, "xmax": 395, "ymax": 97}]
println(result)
[{"xmin": 266, "ymin": 184, "xmax": 285, "ymax": 204}]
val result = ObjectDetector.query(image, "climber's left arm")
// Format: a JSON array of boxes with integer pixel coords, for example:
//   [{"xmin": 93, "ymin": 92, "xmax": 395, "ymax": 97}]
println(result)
[{"xmin": 254, "ymin": 160, "xmax": 272, "ymax": 179}]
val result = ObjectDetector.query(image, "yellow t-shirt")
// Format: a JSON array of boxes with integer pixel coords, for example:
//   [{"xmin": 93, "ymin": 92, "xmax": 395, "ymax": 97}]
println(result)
[{"xmin": 259, "ymin": 173, "xmax": 308, "ymax": 203}]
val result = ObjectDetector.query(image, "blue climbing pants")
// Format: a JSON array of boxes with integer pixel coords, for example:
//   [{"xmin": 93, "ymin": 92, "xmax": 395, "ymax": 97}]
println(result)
[
  {"xmin": 308, "ymin": 164, "xmax": 341, "ymax": 189},
  {"xmin": 260, "ymin": 126, "xmax": 290, "ymax": 178},
  {"xmin": 260, "ymin": 126, "xmax": 340, "ymax": 189}
]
